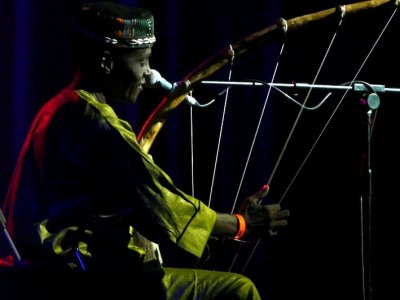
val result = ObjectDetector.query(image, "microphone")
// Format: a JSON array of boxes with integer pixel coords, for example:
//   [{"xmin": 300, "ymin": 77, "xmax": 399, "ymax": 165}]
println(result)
[
  {"xmin": 145, "ymin": 69, "xmax": 214, "ymax": 108},
  {"xmin": 144, "ymin": 69, "xmax": 174, "ymax": 92}
]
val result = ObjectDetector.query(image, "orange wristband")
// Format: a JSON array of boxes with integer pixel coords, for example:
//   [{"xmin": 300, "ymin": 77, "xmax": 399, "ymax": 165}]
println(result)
[{"xmin": 233, "ymin": 213, "xmax": 246, "ymax": 240}]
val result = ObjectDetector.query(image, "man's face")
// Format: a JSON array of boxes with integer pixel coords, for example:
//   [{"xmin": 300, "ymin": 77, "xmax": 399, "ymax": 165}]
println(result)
[{"xmin": 106, "ymin": 47, "xmax": 152, "ymax": 104}]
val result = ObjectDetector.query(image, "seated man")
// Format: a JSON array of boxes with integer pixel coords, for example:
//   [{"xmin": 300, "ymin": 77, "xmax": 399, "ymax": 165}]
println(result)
[{"xmin": 1, "ymin": 2, "xmax": 289, "ymax": 299}]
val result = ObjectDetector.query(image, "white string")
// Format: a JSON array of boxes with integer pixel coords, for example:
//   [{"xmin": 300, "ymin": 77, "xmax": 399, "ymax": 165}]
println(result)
[
  {"xmin": 208, "ymin": 45, "xmax": 235, "ymax": 207},
  {"xmin": 190, "ymin": 104, "xmax": 195, "ymax": 197},
  {"xmin": 278, "ymin": 5, "xmax": 397, "ymax": 205},
  {"xmin": 240, "ymin": 11, "xmax": 345, "ymax": 274},
  {"xmin": 230, "ymin": 41, "xmax": 286, "ymax": 214}
]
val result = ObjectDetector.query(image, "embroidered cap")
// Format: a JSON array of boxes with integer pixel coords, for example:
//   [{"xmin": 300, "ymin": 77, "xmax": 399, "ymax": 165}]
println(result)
[{"xmin": 78, "ymin": 1, "xmax": 156, "ymax": 49}]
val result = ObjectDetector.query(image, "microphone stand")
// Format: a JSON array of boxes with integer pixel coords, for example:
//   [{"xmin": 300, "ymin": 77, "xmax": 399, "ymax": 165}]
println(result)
[
  {"xmin": 362, "ymin": 106, "xmax": 377, "ymax": 300},
  {"xmin": 1, "ymin": 208, "xmax": 23, "ymax": 266},
  {"xmin": 201, "ymin": 80, "xmax": 400, "ymax": 94},
  {"xmin": 201, "ymin": 80, "xmax": 400, "ymax": 300}
]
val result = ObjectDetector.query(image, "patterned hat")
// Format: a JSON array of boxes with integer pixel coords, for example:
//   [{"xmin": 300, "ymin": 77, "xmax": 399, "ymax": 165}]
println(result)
[{"xmin": 78, "ymin": 1, "xmax": 156, "ymax": 49}]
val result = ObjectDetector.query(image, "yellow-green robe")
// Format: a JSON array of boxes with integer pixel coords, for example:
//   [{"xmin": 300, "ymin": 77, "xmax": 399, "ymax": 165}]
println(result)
[{"xmin": 2, "ymin": 80, "xmax": 216, "ymax": 273}]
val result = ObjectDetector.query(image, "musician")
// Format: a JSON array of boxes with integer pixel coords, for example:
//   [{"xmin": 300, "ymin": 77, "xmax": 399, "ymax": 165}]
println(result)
[{"xmin": 2, "ymin": 2, "xmax": 289, "ymax": 299}]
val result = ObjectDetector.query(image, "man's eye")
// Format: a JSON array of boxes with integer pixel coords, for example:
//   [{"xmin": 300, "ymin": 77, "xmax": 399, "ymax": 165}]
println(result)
[{"xmin": 140, "ymin": 61, "xmax": 149, "ymax": 68}]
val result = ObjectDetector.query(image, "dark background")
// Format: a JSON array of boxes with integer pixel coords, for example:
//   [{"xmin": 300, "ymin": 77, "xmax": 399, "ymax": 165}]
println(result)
[{"xmin": 1, "ymin": 1, "xmax": 398, "ymax": 299}]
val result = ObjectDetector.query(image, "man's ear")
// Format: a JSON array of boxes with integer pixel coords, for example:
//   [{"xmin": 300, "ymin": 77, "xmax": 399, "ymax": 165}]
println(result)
[{"xmin": 100, "ymin": 50, "xmax": 113, "ymax": 74}]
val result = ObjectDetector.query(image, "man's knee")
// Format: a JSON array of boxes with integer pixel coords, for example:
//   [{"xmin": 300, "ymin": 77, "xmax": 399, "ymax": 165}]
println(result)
[{"xmin": 226, "ymin": 273, "xmax": 261, "ymax": 300}]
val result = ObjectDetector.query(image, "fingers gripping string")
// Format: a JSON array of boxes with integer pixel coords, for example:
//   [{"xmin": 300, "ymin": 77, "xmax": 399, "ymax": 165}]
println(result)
[
  {"xmin": 229, "ymin": 18, "xmax": 288, "ymax": 215},
  {"xmin": 226, "ymin": 19, "xmax": 287, "ymax": 273},
  {"xmin": 238, "ymin": 6, "xmax": 347, "ymax": 275}
]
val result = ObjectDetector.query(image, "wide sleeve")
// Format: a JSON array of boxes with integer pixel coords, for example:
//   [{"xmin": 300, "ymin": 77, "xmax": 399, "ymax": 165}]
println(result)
[
  {"xmin": 138, "ymin": 155, "xmax": 217, "ymax": 258},
  {"xmin": 76, "ymin": 90, "xmax": 217, "ymax": 258}
]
